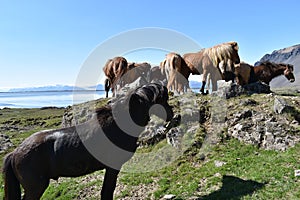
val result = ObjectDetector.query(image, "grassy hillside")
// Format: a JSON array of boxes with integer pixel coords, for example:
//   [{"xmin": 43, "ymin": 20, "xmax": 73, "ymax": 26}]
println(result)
[
  {"xmin": 0, "ymin": 92, "xmax": 299, "ymax": 199},
  {"xmin": 0, "ymin": 107, "xmax": 65, "ymax": 199}
]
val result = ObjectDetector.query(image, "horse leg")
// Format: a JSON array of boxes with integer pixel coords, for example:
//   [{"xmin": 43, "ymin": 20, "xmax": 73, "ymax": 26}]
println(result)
[
  {"xmin": 22, "ymin": 176, "xmax": 49, "ymax": 200},
  {"xmin": 101, "ymin": 168, "xmax": 119, "ymax": 200},
  {"xmin": 209, "ymin": 72, "xmax": 219, "ymax": 92},
  {"xmin": 205, "ymin": 73, "xmax": 211, "ymax": 94},
  {"xmin": 104, "ymin": 79, "xmax": 110, "ymax": 98},
  {"xmin": 200, "ymin": 70, "xmax": 208, "ymax": 94},
  {"xmin": 200, "ymin": 81, "xmax": 206, "ymax": 94}
]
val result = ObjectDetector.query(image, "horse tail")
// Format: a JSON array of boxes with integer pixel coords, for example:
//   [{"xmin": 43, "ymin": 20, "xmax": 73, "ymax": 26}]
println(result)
[
  {"xmin": 3, "ymin": 153, "xmax": 21, "ymax": 200},
  {"xmin": 104, "ymin": 78, "xmax": 111, "ymax": 98},
  {"xmin": 249, "ymin": 66, "xmax": 258, "ymax": 84}
]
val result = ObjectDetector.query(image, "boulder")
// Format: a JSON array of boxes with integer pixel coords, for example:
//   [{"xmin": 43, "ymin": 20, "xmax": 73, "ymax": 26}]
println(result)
[
  {"xmin": 166, "ymin": 127, "xmax": 184, "ymax": 148},
  {"xmin": 0, "ymin": 134, "xmax": 13, "ymax": 153},
  {"xmin": 228, "ymin": 105, "xmax": 300, "ymax": 151},
  {"xmin": 212, "ymin": 81, "xmax": 271, "ymax": 99},
  {"xmin": 274, "ymin": 97, "xmax": 292, "ymax": 114},
  {"xmin": 115, "ymin": 77, "xmax": 148, "ymax": 97}
]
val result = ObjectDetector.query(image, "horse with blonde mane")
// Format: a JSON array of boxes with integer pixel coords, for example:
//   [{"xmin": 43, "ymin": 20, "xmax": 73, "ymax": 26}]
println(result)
[
  {"xmin": 183, "ymin": 41, "xmax": 240, "ymax": 94},
  {"xmin": 235, "ymin": 61, "xmax": 295, "ymax": 85}
]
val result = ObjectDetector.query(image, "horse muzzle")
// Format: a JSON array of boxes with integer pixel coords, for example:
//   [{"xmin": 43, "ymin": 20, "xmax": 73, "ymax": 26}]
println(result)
[
  {"xmin": 289, "ymin": 78, "xmax": 295, "ymax": 83},
  {"xmin": 234, "ymin": 58, "xmax": 241, "ymax": 65}
]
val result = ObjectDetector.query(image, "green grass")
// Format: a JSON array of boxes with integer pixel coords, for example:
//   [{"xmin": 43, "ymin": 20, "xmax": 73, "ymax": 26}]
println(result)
[{"xmin": 117, "ymin": 139, "xmax": 300, "ymax": 199}]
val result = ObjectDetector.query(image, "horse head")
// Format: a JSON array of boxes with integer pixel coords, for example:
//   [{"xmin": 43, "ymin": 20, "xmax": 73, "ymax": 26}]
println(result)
[
  {"xmin": 228, "ymin": 41, "xmax": 240, "ymax": 65},
  {"xmin": 128, "ymin": 83, "xmax": 174, "ymax": 126},
  {"xmin": 283, "ymin": 64, "xmax": 295, "ymax": 82}
]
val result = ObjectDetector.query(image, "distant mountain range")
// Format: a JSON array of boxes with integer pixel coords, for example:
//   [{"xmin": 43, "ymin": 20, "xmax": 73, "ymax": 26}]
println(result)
[
  {"xmin": 7, "ymin": 81, "xmax": 203, "ymax": 93},
  {"xmin": 255, "ymin": 44, "xmax": 300, "ymax": 88},
  {"xmin": 8, "ymin": 84, "xmax": 105, "ymax": 92}
]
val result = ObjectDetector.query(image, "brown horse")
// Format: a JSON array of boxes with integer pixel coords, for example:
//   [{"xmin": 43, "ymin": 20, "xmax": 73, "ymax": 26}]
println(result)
[
  {"xmin": 235, "ymin": 61, "xmax": 295, "ymax": 85},
  {"xmin": 149, "ymin": 66, "xmax": 167, "ymax": 84},
  {"xmin": 162, "ymin": 52, "xmax": 193, "ymax": 93},
  {"xmin": 121, "ymin": 62, "xmax": 151, "ymax": 85},
  {"xmin": 183, "ymin": 41, "xmax": 240, "ymax": 94},
  {"xmin": 2, "ymin": 83, "xmax": 174, "ymax": 200},
  {"xmin": 103, "ymin": 56, "xmax": 128, "ymax": 98}
]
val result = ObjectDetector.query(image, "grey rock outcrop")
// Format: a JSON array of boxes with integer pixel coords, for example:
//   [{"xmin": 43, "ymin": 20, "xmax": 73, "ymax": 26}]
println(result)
[
  {"xmin": 115, "ymin": 77, "xmax": 148, "ymax": 97},
  {"xmin": 274, "ymin": 97, "xmax": 292, "ymax": 114},
  {"xmin": 61, "ymin": 87, "xmax": 300, "ymax": 151},
  {"xmin": 212, "ymin": 81, "xmax": 271, "ymax": 99},
  {"xmin": 0, "ymin": 134, "xmax": 13, "ymax": 153},
  {"xmin": 227, "ymin": 95, "xmax": 300, "ymax": 151}
]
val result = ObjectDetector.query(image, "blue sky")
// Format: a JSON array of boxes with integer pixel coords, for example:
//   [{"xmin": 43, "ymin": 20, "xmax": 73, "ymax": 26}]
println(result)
[{"xmin": 1, "ymin": 0, "xmax": 299, "ymax": 90}]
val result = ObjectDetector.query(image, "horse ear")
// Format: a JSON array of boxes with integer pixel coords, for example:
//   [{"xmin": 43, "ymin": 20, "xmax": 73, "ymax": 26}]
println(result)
[{"xmin": 230, "ymin": 42, "xmax": 239, "ymax": 51}]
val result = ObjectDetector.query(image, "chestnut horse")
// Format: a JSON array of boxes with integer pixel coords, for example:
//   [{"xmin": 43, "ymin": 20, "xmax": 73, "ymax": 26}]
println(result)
[
  {"xmin": 103, "ymin": 56, "xmax": 128, "ymax": 98},
  {"xmin": 183, "ymin": 41, "xmax": 240, "ymax": 94},
  {"xmin": 2, "ymin": 83, "xmax": 174, "ymax": 200},
  {"xmin": 104, "ymin": 58, "xmax": 152, "ymax": 97},
  {"xmin": 235, "ymin": 61, "xmax": 295, "ymax": 85},
  {"xmin": 121, "ymin": 62, "xmax": 151, "ymax": 85},
  {"xmin": 149, "ymin": 66, "xmax": 167, "ymax": 84},
  {"xmin": 161, "ymin": 52, "xmax": 193, "ymax": 93}
]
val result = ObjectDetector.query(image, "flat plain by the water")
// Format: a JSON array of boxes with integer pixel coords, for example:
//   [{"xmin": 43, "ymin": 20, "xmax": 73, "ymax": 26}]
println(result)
[{"xmin": 0, "ymin": 90, "xmax": 107, "ymax": 108}]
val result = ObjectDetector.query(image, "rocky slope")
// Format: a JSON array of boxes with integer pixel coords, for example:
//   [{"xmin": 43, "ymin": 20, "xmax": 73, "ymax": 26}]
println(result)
[
  {"xmin": 255, "ymin": 44, "xmax": 300, "ymax": 88},
  {"xmin": 62, "ymin": 82, "xmax": 300, "ymax": 151}
]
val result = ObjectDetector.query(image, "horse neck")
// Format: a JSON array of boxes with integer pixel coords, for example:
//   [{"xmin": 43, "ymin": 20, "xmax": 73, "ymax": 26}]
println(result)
[
  {"xmin": 255, "ymin": 63, "xmax": 286, "ymax": 83},
  {"xmin": 266, "ymin": 64, "xmax": 286, "ymax": 80},
  {"xmin": 129, "ymin": 101, "xmax": 150, "ymax": 127},
  {"xmin": 273, "ymin": 64, "xmax": 286, "ymax": 75}
]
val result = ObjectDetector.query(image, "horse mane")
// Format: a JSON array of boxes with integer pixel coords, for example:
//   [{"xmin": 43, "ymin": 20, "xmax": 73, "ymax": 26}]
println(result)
[
  {"xmin": 257, "ymin": 61, "xmax": 289, "ymax": 73},
  {"xmin": 103, "ymin": 59, "xmax": 114, "ymax": 78},
  {"xmin": 204, "ymin": 41, "xmax": 239, "ymax": 67}
]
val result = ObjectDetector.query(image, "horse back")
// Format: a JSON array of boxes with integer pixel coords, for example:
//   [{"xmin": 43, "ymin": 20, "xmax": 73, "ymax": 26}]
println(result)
[{"xmin": 182, "ymin": 52, "xmax": 203, "ymax": 75}]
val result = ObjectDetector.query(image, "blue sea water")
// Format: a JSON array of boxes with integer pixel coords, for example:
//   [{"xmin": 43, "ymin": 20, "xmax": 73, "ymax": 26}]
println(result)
[{"xmin": 0, "ymin": 91, "xmax": 107, "ymax": 108}]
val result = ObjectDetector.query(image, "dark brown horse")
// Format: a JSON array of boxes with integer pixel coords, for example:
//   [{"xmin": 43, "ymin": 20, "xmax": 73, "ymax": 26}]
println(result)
[
  {"xmin": 2, "ymin": 83, "xmax": 174, "ymax": 200},
  {"xmin": 235, "ymin": 61, "xmax": 295, "ymax": 85}
]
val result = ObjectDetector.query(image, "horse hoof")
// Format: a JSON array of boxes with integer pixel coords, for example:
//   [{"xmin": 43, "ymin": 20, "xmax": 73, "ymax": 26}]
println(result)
[{"xmin": 200, "ymin": 89, "xmax": 209, "ymax": 95}]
